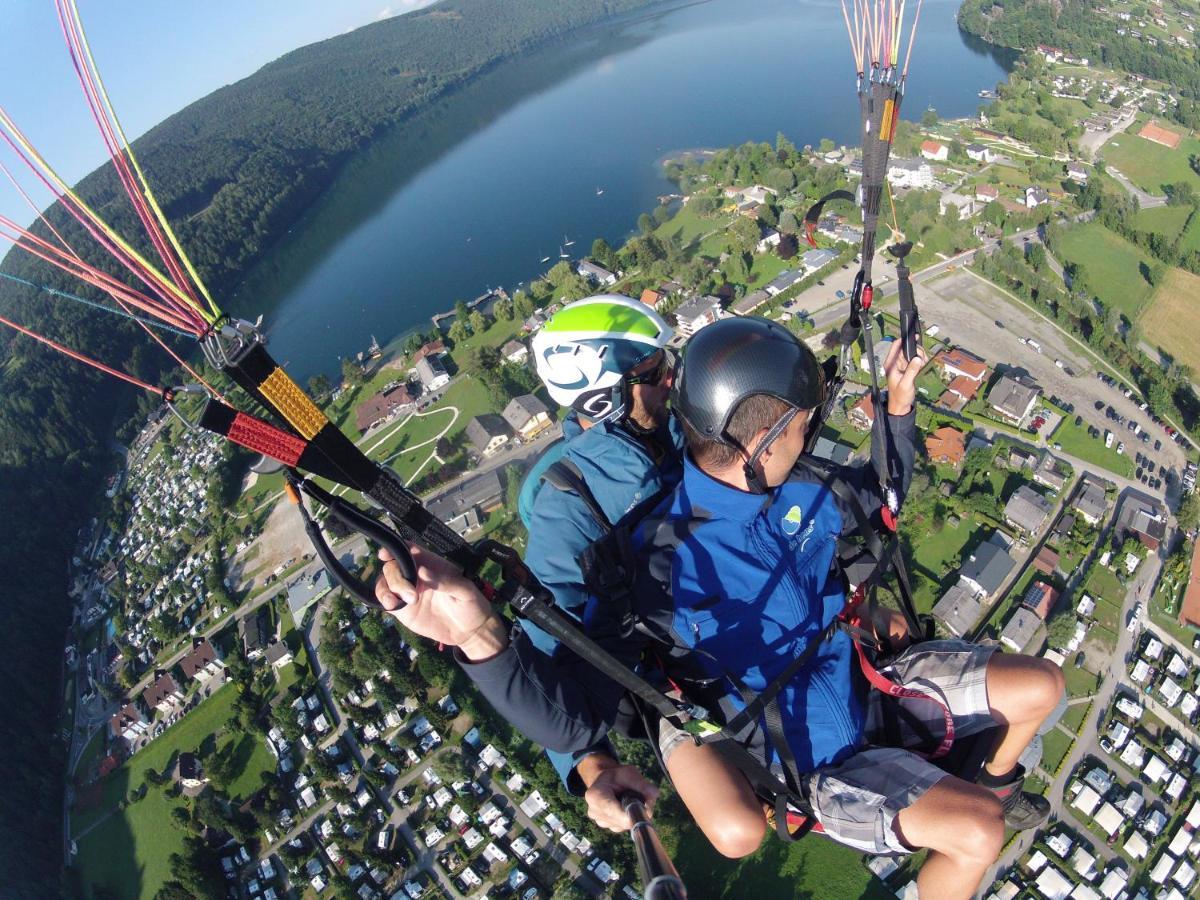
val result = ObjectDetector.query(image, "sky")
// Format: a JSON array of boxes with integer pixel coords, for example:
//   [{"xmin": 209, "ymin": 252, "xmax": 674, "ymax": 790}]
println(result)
[{"xmin": 0, "ymin": 0, "xmax": 437, "ymax": 226}]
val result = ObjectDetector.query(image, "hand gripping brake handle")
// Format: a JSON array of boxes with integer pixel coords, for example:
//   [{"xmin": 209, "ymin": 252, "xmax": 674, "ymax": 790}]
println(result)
[
  {"xmin": 889, "ymin": 241, "xmax": 921, "ymax": 361},
  {"xmin": 287, "ymin": 474, "xmax": 415, "ymax": 608}
]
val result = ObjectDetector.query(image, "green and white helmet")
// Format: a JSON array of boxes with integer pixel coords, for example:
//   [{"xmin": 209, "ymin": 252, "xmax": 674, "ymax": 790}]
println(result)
[{"xmin": 531, "ymin": 294, "xmax": 673, "ymax": 423}]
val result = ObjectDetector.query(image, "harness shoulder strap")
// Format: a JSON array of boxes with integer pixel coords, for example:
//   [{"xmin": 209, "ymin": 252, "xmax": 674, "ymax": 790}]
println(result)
[{"xmin": 541, "ymin": 459, "xmax": 612, "ymax": 531}]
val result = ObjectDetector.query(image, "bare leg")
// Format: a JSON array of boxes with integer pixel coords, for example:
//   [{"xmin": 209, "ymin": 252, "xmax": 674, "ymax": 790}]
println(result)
[
  {"xmin": 895, "ymin": 776, "xmax": 1005, "ymax": 900},
  {"xmin": 665, "ymin": 741, "xmax": 766, "ymax": 858},
  {"xmin": 983, "ymin": 653, "xmax": 1065, "ymax": 776}
]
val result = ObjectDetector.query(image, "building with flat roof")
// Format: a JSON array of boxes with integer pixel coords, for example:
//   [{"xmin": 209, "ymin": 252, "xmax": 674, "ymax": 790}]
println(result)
[{"xmin": 287, "ymin": 569, "xmax": 334, "ymax": 620}]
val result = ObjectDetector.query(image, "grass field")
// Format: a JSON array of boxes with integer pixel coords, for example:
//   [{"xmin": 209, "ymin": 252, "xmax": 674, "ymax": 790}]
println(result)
[
  {"xmin": 909, "ymin": 518, "xmax": 981, "ymax": 614},
  {"xmin": 1060, "ymin": 700, "xmax": 1092, "ymax": 735},
  {"xmin": 1103, "ymin": 129, "xmax": 1200, "ymax": 195},
  {"xmin": 1041, "ymin": 728, "xmax": 1075, "ymax": 775},
  {"xmin": 674, "ymin": 824, "xmax": 893, "ymax": 900},
  {"xmin": 1048, "ymin": 415, "xmax": 1134, "ymax": 479},
  {"xmin": 1064, "ymin": 665, "xmax": 1100, "ymax": 698},
  {"xmin": 1085, "ymin": 566, "xmax": 1126, "ymax": 605},
  {"xmin": 1131, "ymin": 205, "xmax": 1192, "ymax": 236},
  {"xmin": 1054, "ymin": 223, "xmax": 1158, "ymax": 320},
  {"xmin": 1182, "ymin": 214, "xmax": 1200, "ymax": 253},
  {"xmin": 1140, "ymin": 267, "xmax": 1200, "ymax": 374},
  {"xmin": 655, "ymin": 204, "xmax": 730, "ymax": 250},
  {"xmin": 73, "ymin": 684, "xmax": 264, "ymax": 899}
]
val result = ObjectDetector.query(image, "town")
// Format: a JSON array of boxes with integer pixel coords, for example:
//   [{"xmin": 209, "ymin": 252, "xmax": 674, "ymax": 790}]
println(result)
[{"xmin": 58, "ymin": 22, "xmax": 1200, "ymax": 900}]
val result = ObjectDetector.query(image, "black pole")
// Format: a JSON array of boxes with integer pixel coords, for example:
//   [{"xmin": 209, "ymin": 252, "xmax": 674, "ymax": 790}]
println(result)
[{"xmin": 621, "ymin": 795, "xmax": 688, "ymax": 900}]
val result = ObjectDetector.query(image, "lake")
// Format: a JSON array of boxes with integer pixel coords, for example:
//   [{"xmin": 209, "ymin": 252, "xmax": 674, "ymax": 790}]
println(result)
[{"xmin": 233, "ymin": 0, "xmax": 1013, "ymax": 380}]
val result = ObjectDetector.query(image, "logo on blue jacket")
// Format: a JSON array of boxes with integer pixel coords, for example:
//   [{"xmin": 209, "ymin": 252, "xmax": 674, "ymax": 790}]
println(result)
[{"xmin": 781, "ymin": 505, "xmax": 805, "ymax": 536}]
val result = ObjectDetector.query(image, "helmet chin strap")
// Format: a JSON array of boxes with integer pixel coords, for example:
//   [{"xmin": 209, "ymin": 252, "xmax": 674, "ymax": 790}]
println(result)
[{"xmin": 740, "ymin": 407, "xmax": 800, "ymax": 495}]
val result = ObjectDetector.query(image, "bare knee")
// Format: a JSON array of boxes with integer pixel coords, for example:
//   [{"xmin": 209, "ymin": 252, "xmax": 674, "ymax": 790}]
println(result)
[
  {"xmin": 706, "ymin": 809, "xmax": 767, "ymax": 859},
  {"xmin": 990, "ymin": 654, "xmax": 1066, "ymax": 722},
  {"xmin": 950, "ymin": 793, "xmax": 1005, "ymax": 865},
  {"xmin": 1028, "ymin": 658, "xmax": 1066, "ymax": 716}
]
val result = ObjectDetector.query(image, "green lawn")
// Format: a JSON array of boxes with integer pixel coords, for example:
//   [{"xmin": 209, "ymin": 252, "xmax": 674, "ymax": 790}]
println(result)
[
  {"xmin": 674, "ymin": 824, "xmax": 893, "ymax": 900},
  {"xmin": 1182, "ymin": 214, "xmax": 1200, "ymax": 253},
  {"xmin": 1064, "ymin": 665, "xmax": 1100, "ymax": 699},
  {"xmin": 1085, "ymin": 566, "xmax": 1126, "ymax": 606},
  {"xmin": 1041, "ymin": 728, "xmax": 1074, "ymax": 775},
  {"xmin": 1103, "ymin": 129, "xmax": 1200, "ymax": 195},
  {"xmin": 1060, "ymin": 700, "xmax": 1092, "ymax": 736},
  {"xmin": 908, "ymin": 518, "xmax": 981, "ymax": 614},
  {"xmin": 446, "ymin": 314, "xmax": 523, "ymax": 372},
  {"xmin": 1054, "ymin": 223, "xmax": 1158, "ymax": 320},
  {"xmin": 72, "ymin": 684, "xmax": 266, "ymax": 900},
  {"xmin": 1049, "ymin": 414, "xmax": 1134, "ymax": 479},
  {"xmin": 215, "ymin": 730, "xmax": 275, "ymax": 802},
  {"xmin": 1132, "ymin": 205, "xmax": 1193, "ymax": 236},
  {"xmin": 655, "ymin": 204, "xmax": 730, "ymax": 250}
]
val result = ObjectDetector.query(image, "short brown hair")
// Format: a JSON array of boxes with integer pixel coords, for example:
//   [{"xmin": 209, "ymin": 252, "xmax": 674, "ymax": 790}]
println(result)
[{"xmin": 682, "ymin": 394, "xmax": 795, "ymax": 469}]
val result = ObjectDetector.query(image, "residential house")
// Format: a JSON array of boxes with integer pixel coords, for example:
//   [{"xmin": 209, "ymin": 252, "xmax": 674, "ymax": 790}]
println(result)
[
  {"xmin": 425, "ymin": 469, "xmax": 504, "ymax": 537},
  {"xmin": 925, "ymin": 426, "xmax": 966, "ymax": 467},
  {"xmin": 939, "ymin": 191, "xmax": 975, "ymax": 218},
  {"xmin": 1004, "ymin": 485, "xmax": 1053, "ymax": 535},
  {"xmin": 800, "ymin": 248, "xmax": 837, "ymax": 274},
  {"xmin": 502, "ymin": 394, "xmax": 553, "ymax": 440},
  {"xmin": 465, "ymin": 414, "xmax": 512, "ymax": 458},
  {"xmin": 415, "ymin": 354, "xmax": 450, "ymax": 392},
  {"xmin": 287, "ymin": 569, "xmax": 333, "ymax": 620},
  {"xmin": 966, "ymin": 144, "xmax": 994, "ymax": 163},
  {"xmin": 501, "ymin": 340, "xmax": 528, "ymax": 364},
  {"xmin": 920, "ymin": 140, "xmax": 949, "ymax": 161},
  {"xmin": 1022, "ymin": 581, "xmax": 1060, "ymax": 620},
  {"xmin": 356, "ymin": 382, "xmax": 418, "ymax": 432},
  {"xmin": 756, "ymin": 228, "xmax": 782, "ymax": 253},
  {"xmin": 932, "ymin": 581, "xmax": 984, "ymax": 637},
  {"xmin": 811, "ymin": 436, "xmax": 853, "ymax": 465},
  {"xmin": 239, "ymin": 611, "xmax": 268, "ymax": 661},
  {"xmin": 266, "ymin": 641, "xmax": 294, "ymax": 670},
  {"xmin": 178, "ymin": 637, "xmax": 222, "ymax": 683},
  {"xmin": 110, "ymin": 700, "xmax": 149, "ymax": 742},
  {"xmin": 175, "ymin": 752, "xmax": 207, "ymax": 790},
  {"xmin": 938, "ymin": 375, "xmax": 982, "ymax": 411},
  {"xmin": 1075, "ymin": 479, "xmax": 1108, "ymax": 526},
  {"xmin": 1000, "ymin": 607, "xmax": 1044, "ymax": 652},
  {"xmin": 764, "ymin": 269, "xmax": 805, "ymax": 296},
  {"xmin": 960, "ymin": 533, "xmax": 1016, "ymax": 598},
  {"xmin": 732, "ymin": 289, "xmax": 771, "ymax": 314},
  {"xmin": 142, "ymin": 671, "xmax": 184, "ymax": 714},
  {"xmin": 1025, "ymin": 186, "xmax": 1050, "ymax": 208},
  {"xmin": 936, "ymin": 348, "xmax": 989, "ymax": 384},
  {"xmin": 1032, "ymin": 546, "xmax": 1061, "ymax": 576},
  {"xmin": 887, "ymin": 158, "xmax": 934, "ymax": 189},
  {"xmin": 1066, "ymin": 162, "xmax": 1089, "ymax": 183},
  {"xmin": 861, "ymin": 338, "xmax": 894, "ymax": 375},
  {"xmin": 988, "ymin": 373, "xmax": 1041, "ymax": 425},
  {"xmin": 639, "ymin": 289, "xmax": 663, "ymax": 309},
  {"xmin": 412, "ymin": 339, "xmax": 445, "ymax": 364},
  {"xmin": 1034, "ymin": 454, "xmax": 1068, "ymax": 492},
  {"xmin": 849, "ymin": 393, "xmax": 875, "ymax": 432},
  {"xmin": 975, "ymin": 183, "xmax": 1000, "ymax": 204},
  {"xmin": 1114, "ymin": 493, "xmax": 1167, "ymax": 551},
  {"xmin": 576, "ymin": 260, "xmax": 618, "ymax": 286},
  {"xmin": 673, "ymin": 295, "xmax": 722, "ymax": 337}
]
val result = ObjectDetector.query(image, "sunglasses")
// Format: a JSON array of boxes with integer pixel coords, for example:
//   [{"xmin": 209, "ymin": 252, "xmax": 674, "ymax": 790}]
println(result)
[{"xmin": 625, "ymin": 351, "xmax": 671, "ymax": 387}]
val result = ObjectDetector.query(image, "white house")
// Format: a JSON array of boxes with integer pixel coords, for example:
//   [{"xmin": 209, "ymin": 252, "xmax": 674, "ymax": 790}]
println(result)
[
  {"xmin": 1025, "ymin": 186, "xmax": 1050, "ymax": 208},
  {"xmin": 920, "ymin": 140, "xmax": 949, "ymax": 161},
  {"xmin": 576, "ymin": 260, "xmax": 618, "ymax": 286},
  {"xmin": 673, "ymin": 295, "xmax": 722, "ymax": 337},
  {"xmin": 888, "ymin": 158, "xmax": 934, "ymax": 189},
  {"xmin": 966, "ymin": 143, "xmax": 994, "ymax": 163}
]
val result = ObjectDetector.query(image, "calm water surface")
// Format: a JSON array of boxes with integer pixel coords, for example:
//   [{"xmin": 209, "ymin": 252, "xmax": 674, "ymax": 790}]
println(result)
[{"xmin": 235, "ymin": 0, "xmax": 1012, "ymax": 380}]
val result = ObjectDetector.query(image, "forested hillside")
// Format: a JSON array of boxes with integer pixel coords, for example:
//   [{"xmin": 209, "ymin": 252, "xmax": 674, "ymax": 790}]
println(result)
[
  {"xmin": 0, "ymin": 1, "xmax": 661, "ymax": 891},
  {"xmin": 958, "ymin": 0, "xmax": 1200, "ymax": 128}
]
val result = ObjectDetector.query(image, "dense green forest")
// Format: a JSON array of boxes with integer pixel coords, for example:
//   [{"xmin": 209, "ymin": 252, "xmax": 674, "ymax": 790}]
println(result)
[
  {"xmin": 0, "ymin": 0, "xmax": 662, "ymax": 892},
  {"xmin": 958, "ymin": 0, "xmax": 1200, "ymax": 128}
]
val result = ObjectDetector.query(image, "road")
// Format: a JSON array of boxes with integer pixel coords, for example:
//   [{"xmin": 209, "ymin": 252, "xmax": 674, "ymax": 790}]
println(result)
[{"xmin": 1106, "ymin": 166, "xmax": 1167, "ymax": 209}]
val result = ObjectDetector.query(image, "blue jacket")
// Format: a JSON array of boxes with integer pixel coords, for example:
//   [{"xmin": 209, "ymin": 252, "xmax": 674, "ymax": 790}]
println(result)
[
  {"xmin": 519, "ymin": 410, "xmax": 684, "ymax": 655},
  {"xmin": 462, "ymin": 409, "xmax": 917, "ymax": 789}
]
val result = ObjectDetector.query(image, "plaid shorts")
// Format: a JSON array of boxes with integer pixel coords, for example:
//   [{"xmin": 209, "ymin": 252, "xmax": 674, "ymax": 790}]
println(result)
[
  {"xmin": 658, "ymin": 639, "xmax": 996, "ymax": 855},
  {"xmin": 807, "ymin": 639, "xmax": 997, "ymax": 854}
]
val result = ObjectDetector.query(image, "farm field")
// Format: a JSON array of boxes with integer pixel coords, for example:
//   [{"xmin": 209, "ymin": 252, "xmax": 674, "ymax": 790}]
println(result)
[
  {"xmin": 1139, "ymin": 268, "xmax": 1200, "ymax": 374},
  {"xmin": 1103, "ymin": 128, "xmax": 1200, "ymax": 195},
  {"xmin": 1054, "ymin": 223, "xmax": 1157, "ymax": 320}
]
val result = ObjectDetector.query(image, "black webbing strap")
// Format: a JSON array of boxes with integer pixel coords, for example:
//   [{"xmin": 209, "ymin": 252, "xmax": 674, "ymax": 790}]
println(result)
[
  {"xmin": 541, "ymin": 460, "xmax": 611, "ymax": 531},
  {"xmin": 501, "ymin": 581, "xmax": 692, "ymax": 727}
]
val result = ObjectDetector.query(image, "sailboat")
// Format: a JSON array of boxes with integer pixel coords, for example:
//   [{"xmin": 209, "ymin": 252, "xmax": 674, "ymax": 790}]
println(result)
[
  {"xmin": 596, "ymin": 186, "xmax": 604, "ymax": 196},
  {"xmin": 540, "ymin": 252, "xmax": 551, "ymax": 263},
  {"xmin": 563, "ymin": 234, "xmax": 575, "ymax": 248},
  {"xmin": 559, "ymin": 245, "xmax": 569, "ymax": 259}
]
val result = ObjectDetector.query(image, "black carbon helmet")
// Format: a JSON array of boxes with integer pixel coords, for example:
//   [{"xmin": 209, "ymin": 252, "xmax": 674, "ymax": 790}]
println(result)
[{"xmin": 672, "ymin": 316, "xmax": 825, "ymax": 442}]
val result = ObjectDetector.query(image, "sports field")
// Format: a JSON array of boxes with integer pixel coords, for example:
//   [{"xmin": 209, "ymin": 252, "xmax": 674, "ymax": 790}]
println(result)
[
  {"xmin": 1104, "ymin": 128, "xmax": 1200, "ymax": 195},
  {"xmin": 1140, "ymin": 268, "xmax": 1200, "ymax": 373},
  {"xmin": 1053, "ymin": 223, "xmax": 1157, "ymax": 319}
]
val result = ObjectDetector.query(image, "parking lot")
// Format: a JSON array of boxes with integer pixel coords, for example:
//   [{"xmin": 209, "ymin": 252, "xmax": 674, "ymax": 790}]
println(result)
[{"xmin": 916, "ymin": 272, "xmax": 1191, "ymax": 495}]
